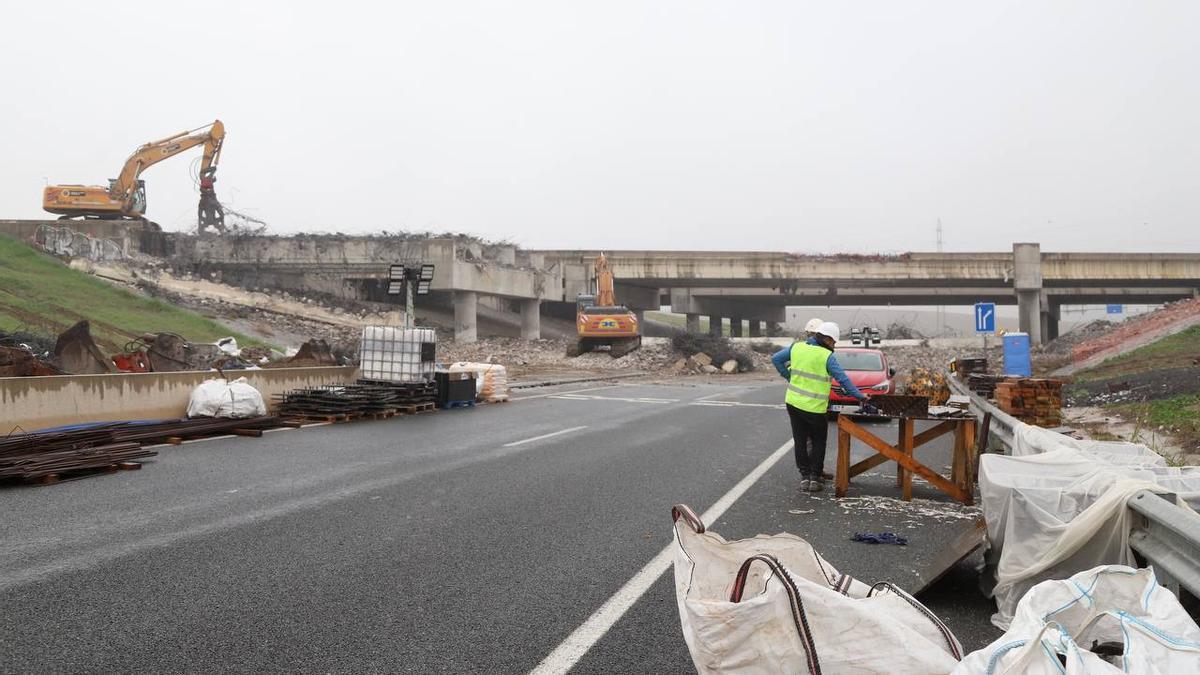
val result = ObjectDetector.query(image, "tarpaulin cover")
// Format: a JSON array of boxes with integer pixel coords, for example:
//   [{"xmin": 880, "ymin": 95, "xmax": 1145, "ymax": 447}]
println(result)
[
  {"xmin": 956, "ymin": 565, "xmax": 1200, "ymax": 673},
  {"xmin": 671, "ymin": 504, "xmax": 963, "ymax": 674},
  {"xmin": 980, "ymin": 421, "xmax": 1200, "ymax": 628},
  {"xmin": 186, "ymin": 377, "xmax": 267, "ymax": 419}
]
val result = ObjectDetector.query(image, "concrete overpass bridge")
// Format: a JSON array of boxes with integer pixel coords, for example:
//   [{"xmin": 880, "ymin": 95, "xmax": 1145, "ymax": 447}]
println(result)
[
  {"xmin": 161, "ymin": 233, "xmax": 1200, "ymax": 344},
  {"xmin": 539, "ymin": 244, "xmax": 1200, "ymax": 344}
]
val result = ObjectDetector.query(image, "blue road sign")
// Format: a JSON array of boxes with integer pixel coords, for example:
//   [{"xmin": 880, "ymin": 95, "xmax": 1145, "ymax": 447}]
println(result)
[
  {"xmin": 1107, "ymin": 304, "xmax": 1123, "ymax": 315},
  {"xmin": 974, "ymin": 302, "xmax": 996, "ymax": 333}
]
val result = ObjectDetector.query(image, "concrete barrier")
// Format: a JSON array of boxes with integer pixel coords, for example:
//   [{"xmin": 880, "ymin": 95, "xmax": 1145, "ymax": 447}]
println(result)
[{"xmin": 1, "ymin": 366, "xmax": 358, "ymax": 433}]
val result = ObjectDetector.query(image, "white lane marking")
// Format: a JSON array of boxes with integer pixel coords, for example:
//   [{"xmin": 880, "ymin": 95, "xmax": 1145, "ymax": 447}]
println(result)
[
  {"xmin": 691, "ymin": 400, "xmax": 784, "ymax": 410},
  {"xmin": 513, "ymin": 385, "xmax": 617, "ymax": 401},
  {"xmin": 502, "ymin": 426, "xmax": 589, "ymax": 448},
  {"xmin": 693, "ymin": 391, "xmax": 728, "ymax": 401},
  {"xmin": 548, "ymin": 394, "xmax": 678, "ymax": 404},
  {"xmin": 528, "ymin": 437, "xmax": 796, "ymax": 675}
]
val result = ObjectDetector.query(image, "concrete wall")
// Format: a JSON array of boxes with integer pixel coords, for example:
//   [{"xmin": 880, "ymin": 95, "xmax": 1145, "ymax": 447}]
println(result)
[{"xmin": 1, "ymin": 366, "xmax": 357, "ymax": 433}]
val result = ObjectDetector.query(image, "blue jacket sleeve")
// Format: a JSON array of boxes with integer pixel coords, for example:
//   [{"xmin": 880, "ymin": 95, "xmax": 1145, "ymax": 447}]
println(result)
[
  {"xmin": 771, "ymin": 347, "xmax": 791, "ymax": 379},
  {"xmin": 827, "ymin": 354, "xmax": 867, "ymax": 401}
]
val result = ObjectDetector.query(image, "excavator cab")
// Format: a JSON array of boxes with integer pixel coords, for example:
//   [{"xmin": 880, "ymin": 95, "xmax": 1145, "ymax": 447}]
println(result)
[{"xmin": 129, "ymin": 180, "xmax": 147, "ymax": 215}]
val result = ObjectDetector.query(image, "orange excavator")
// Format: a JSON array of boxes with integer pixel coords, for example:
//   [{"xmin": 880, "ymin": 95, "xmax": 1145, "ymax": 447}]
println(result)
[
  {"xmin": 42, "ymin": 120, "xmax": 227, "ymax": 233},
  {"xmin": 569, "ymin": 253, "xmax": 642, "ymax": 357}
]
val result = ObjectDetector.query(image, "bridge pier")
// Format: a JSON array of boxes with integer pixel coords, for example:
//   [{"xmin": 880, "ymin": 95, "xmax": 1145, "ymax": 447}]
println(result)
[
  {"xmin": 454, "ymin": 291, "xmax": 478, "ymax": 343},
  {"xmin": 1014, "ymin": 243, "xmax": 1043, "ymax": 346},
  {"xmin": 729, "ymin": 317, "xmax": 744, "ymax": 337},
  {"xmin": 1042, "ymin": 301, "xmax": 1060, "ymax": 343},
  {"xmin": 686, "ymin": 313, "xmax": 700, "ymax": 333},
  {"xmin": 748, "ymin": 320, "xmax": 763, "ymax": 337},
  {"xmin": 520, "ymin": 299, "xmax": 541, "ymax": 340},
  {"xmin": 707, "ymin": 315, "xmax": 722, "ymax": 337}
]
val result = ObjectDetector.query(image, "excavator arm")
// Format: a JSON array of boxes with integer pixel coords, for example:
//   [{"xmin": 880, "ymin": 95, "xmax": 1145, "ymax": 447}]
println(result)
[{"xmin": 111, "ymin": 120, "xmax": 225, "ymax": 203}]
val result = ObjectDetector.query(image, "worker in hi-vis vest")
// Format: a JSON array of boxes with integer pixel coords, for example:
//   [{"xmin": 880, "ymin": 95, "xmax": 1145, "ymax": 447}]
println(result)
[{"xmin": 771, "ymin": 321, "xmax": 878, "ymax": 492}]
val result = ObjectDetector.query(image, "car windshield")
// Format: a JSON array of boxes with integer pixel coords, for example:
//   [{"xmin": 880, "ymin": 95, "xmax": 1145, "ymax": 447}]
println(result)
[{"xmin": 834, "ymin": 351, "xmax": 883, "ymax": 371}]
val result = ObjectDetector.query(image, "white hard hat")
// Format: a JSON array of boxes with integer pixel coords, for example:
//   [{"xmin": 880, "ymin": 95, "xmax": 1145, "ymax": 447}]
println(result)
[
  {"xmin": 804, "ymin": 318, "xmax": 824, "ymax": 333},
  {"xmin": 816, "ymin": 321, "xmax": 841, "ymax": 342}
]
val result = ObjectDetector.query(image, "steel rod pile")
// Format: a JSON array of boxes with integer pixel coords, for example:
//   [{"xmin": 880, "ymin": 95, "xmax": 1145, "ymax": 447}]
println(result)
[{"xmin": 0, "ymin": 416, "xmax": 280, "ymax": 481}]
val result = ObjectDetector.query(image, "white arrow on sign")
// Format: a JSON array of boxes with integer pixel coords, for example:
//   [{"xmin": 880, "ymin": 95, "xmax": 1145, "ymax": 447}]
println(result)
[{"xmin": 977, "ymin": 306, "xmax": 993, "ymax": 331}]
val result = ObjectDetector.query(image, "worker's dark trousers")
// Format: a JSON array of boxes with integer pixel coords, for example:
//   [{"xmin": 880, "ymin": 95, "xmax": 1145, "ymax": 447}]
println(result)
[{"xmin": 786, "ymin": 403, "xmax": 828, "ymax": 479}]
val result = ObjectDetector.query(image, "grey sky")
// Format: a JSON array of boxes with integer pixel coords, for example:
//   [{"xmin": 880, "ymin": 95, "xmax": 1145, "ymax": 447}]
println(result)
[{"xmin": 3, "ymin": 1, "xmax": 1197, "ymax": 252}]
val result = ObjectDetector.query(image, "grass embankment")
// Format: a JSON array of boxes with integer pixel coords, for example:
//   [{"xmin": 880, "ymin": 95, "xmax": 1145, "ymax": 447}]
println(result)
[
  {"xmin": 1113, "ymin": 395, "xmax": 1200, "ymax": 454},
  {"xmin": 0, "ymin": 235, "xmax": 261, "ymax": 352},
  {"xmin": 1075, "ymin": 324, "xmax": 1200, "ymax": 381}
]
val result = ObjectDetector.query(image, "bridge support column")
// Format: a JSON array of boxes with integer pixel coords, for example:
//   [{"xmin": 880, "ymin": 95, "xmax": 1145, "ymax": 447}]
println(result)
[
  {"xmin": 1042, "ymin": 300, "xmax": 1060, "ymax": 343},
  {"xmin": 520, "ymin": 299, "xmax": 541, "ymax": 340},
  {"xmin": 1013, "ymin": 242, "xmax": 1044, "ymax": 346},
  {"xmin": 729, "ymin": 317, "xmax": 743, "ymax": 337},
  {"xmin": 708, "ymin": 315, "xmax": 722, "ymax": 337},
  {"xmin": 454, "ymin": 291, "xmax": 478, "ymax": 343},
  {"xmin": 748, "ymin": 320, "xmax": 764, "ymax": 337},
  {"xmin": 685, "ymin": 313, "xmax": 700, "ymax": 333},
  {"xmin": 634, "ymin": 309, "xmax": 645, "ymax": 328}
]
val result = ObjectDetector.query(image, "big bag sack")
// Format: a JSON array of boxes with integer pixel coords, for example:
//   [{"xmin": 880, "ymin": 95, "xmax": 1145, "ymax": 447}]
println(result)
[
  {"xmin": 955, "ymin": 565, "xmax": 1200, "ymax": 674},
  {"xmin": 672, "ymin": 504, "xmax": 963, "ymax": 674}
]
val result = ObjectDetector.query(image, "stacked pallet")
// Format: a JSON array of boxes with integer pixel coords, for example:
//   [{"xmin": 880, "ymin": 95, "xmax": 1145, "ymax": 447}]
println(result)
[
  {"xmin": 273, "ymin": 381, "xmax": 437, "ymax": 421},
  {"xmin": 954, "ymin": 357, "xmax": 988, "ymax": 379},
  {"xmin": 967, "ymin": 373, "xmax": 1003, "ymax": 398},
  {"xmin": 994, "ymin": 378, "xmax": 1063, "ymax": 427}
]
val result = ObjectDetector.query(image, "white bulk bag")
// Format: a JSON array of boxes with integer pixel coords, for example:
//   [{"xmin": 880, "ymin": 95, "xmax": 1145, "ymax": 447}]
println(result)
[
  {"xmin": 186, "ymin": 377, "xmax": 266, "ymax": 419},
  {"xmin": 955, "ymin": 565, "xmax": 1200, "ymax": 674},
  {"xmin": 671, "ymin": 504, "xmax": 963, "ymax": 674}
]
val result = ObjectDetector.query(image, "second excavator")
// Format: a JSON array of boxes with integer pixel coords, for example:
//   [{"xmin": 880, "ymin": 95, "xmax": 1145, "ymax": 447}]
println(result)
[
  {"xmin": 569, "ymin": 253, "xmax": 642, "ymax": 358},
  {"xmin": 42, "ymin": 120, "xmax": 228, "ymax": 233}
]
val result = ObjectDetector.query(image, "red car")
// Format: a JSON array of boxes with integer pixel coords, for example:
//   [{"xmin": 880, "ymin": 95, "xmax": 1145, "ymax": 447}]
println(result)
[{"xmin": 829, "ymin": 348, "xmax": 896, "ymax": 410}]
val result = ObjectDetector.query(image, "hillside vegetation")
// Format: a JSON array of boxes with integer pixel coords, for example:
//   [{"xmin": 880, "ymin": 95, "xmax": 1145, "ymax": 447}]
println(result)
[{"xmin": 0, "ymin": 235, "xmax": 259, "ymax": 352}]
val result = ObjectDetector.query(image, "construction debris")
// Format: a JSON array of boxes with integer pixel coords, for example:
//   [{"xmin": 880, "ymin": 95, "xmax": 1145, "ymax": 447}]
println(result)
[{"xmin": 0, "ymin": 345, "xmax": 62, "ymax": 377}]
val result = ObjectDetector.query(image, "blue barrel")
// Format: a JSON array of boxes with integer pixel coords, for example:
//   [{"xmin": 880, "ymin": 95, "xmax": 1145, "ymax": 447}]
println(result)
[{"xmin": 1003, "ymin": 332, "xmax": 1032, "ymax": 377}]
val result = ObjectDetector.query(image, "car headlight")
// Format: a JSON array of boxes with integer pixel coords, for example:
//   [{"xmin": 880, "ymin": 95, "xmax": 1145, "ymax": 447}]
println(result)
[{"xmin": 869, "ymin": 381, "xmax": 891, "ymax": 392}]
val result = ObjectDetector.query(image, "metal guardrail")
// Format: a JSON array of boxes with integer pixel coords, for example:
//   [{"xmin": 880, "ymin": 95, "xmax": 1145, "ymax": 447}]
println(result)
[{"xmin": 947, "ymin": 376, "xmax": 1200, "ymax": 603}]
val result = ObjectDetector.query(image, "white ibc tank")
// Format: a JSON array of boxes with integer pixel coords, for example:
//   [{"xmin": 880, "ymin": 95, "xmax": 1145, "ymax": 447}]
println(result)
[{"xmin": 359, "ymin": 326, "xmax": 436, "ymax": 382}]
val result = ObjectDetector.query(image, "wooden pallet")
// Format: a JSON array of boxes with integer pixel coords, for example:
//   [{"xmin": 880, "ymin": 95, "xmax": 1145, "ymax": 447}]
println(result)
[
  {"xmin": 26, "ymin": 461, "xmax": 142, "ymax": 486},
  {"xmin": 395, "ymin": 402, "xmax": 437, "ymax": 415}
]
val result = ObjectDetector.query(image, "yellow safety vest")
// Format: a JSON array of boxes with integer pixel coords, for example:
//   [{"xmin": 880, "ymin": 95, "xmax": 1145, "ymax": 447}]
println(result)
[{"xmin": 785, "ymin": 342, "xmax": 832, "ymax": 413}]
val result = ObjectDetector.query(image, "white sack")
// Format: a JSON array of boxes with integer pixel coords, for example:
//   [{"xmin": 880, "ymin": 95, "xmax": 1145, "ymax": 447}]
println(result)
[
  {"xmin": 216, "ymin": 337, "xmax": 240, "ymax": 357},
  {"xmin": 956, "ymin": 565, "xmax": 1200, "ymax": 674},
  {"xmin": 186, "ymin": 377, "xmax": 266, "ymax": 419},
  {"xmin": 671, "ymin": 504, "xmax": 963, "ymax": 674}
]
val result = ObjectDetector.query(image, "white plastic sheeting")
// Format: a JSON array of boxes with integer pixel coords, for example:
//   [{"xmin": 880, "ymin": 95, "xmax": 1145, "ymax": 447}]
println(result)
[
  {"xmin": 956, "ymin": 565, "xmax": 1200, "ymax": 673},
  {"xmin": 186, "ymin": 377, "xmax": 267, "ymax": 419},
  {"xmin": 671, "ymin": 505, "xmax": 963, "ymax": 674},
  {"xmin": 980, "ymin": 421, "xmax": 1200, "ymax": 629},
  {"xmin": 448, "ymin": 362, "xmax": 509, "ymax": 402}
]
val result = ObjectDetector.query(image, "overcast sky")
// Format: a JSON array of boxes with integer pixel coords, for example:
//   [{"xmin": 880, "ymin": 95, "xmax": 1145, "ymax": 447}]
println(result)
[{"xmin": 3, "ymin": 1, "xmax": 1196, "ymax": 252}]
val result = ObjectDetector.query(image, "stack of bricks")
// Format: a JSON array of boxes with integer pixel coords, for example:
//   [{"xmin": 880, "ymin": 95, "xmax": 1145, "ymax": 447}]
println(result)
[{"xmin": 994, "ymin": 378, "xmax": 1063, "ymax": 427}]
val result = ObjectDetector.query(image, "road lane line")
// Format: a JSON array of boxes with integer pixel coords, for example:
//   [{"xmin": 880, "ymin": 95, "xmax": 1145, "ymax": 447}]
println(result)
[
  {"xmin": 528, "ymin": 437, "xmax": 796, "ymax": 675},
  {"xmin": 693, "ymin": 391, "xmax": 728, "ymax": 401},
  {"xmin": 502, "ymin": 426, "xmax": 589, "ymax": 447},
  {"xmin": 513, "ymin": 386, "xmax": 616, "ymax": 401}
]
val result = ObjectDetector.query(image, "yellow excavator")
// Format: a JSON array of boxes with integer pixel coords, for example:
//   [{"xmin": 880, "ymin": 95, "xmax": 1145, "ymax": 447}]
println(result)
[
  {"xmin": 569, "ymin": 253, "xmax": 642, "ymax": 357},
  {"xmin": 43, "ymin": 120, "xmax": 227, "ymax": 233}
]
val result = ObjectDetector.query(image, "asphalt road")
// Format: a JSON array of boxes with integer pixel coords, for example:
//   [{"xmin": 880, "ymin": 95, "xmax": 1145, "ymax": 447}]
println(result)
[{"xmin": 0, "ymin": 380, "xmax": 1000, "ymax": 673}]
